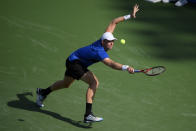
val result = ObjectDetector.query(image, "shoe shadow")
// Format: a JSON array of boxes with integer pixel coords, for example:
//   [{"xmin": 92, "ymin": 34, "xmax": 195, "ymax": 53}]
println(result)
[{"xmin": 7, "ymin": 92, "xmax": 92, "ymax": 129}]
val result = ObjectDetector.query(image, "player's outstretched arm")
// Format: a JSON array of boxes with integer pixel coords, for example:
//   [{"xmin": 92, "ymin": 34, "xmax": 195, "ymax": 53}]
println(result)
[
  {"xmin": 102, "ymin": 58, "xmax": 134, "ymax": 74},
  {"xmin": 105, "ymin": 4, "xmax": 139, "ymax": 33}
]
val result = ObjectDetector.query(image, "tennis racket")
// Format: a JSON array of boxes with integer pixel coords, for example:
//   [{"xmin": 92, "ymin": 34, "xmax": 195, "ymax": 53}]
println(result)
[{"xmin": 134, "ymin": 66, "xmax": 166, "ymax": 76}]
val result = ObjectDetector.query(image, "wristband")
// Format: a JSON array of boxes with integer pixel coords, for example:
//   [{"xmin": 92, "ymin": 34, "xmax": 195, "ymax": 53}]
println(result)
[
  {"xmin": 122, "ymin": 65, "xmax": 129, "ymax": 71},
  {"xmin": 124, "ymin": 14, "xmax": 131, "ymax": 20}
]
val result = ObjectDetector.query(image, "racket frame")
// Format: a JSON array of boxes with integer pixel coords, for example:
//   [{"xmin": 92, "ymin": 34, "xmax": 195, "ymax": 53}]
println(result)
[{"xmin": 134, "ymin": 66, "xmax": 166, "ymax": 76}]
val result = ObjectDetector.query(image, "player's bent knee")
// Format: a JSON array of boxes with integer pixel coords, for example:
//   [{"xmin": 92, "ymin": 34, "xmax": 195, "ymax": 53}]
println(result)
[
  {"xmin": 95, "ymin": 80, "xmax": 99, "ymax": 88},
  {"xmin": 90, "ymin": 79, "xmax": 99, "ymax": 88}
]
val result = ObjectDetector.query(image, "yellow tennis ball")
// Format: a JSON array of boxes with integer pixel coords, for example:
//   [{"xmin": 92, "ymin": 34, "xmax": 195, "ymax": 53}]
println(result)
[{"xmin": 120, "ymin": 39, "xmax": 125, "ymax": 44}]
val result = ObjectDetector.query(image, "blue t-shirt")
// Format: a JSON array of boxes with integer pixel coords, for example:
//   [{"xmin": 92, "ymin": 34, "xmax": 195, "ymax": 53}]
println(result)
[{"xmin": 68, "ymin": 39, "xmax": 109, "ymax": 67}]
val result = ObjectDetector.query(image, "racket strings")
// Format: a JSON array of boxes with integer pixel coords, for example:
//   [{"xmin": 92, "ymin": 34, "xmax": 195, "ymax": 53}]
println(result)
[{"xmin": 145, "ymin": 67, "xmax": 165, "ymax": 76}]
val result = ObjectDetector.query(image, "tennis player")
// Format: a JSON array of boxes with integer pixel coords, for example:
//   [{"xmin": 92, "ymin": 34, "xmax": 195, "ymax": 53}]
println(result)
[{"xmin": 36, "ymin": 4, "xmax": 139, "ymax": 123}]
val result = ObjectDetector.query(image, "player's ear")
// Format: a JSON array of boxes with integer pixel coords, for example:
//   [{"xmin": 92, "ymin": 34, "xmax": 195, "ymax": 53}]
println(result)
[{"xmin": 102, "ymin": 39, "xmax": 108, "ymax": 44}]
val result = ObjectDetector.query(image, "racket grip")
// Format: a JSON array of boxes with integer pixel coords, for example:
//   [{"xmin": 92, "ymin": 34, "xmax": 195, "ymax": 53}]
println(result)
[{"xmin": 134, "ymin": 70, "xmax": 141, "ymax": 73}]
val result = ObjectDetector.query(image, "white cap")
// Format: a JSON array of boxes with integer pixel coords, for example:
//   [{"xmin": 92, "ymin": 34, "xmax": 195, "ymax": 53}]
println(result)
[{"xmin": 101, "ymin": 32, "xmax": 117, "ymax": 41}]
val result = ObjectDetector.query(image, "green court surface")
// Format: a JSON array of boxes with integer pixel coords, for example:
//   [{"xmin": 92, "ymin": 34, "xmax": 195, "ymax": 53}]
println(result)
[{"xmin": 0, "ymin": 0, "xmax": 196, "ymax": 131}]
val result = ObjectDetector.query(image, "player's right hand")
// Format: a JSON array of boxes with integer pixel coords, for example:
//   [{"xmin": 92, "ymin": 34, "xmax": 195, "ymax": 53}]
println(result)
[{"xmin": 127, "ymin": 67, "xmax": 135, "ymax": 74}]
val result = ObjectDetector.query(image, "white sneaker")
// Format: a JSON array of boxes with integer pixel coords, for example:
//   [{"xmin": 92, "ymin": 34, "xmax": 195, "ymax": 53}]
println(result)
[
  {"xmin": 162, "ymin": 0, "xmax": 170, "ymax": 3},
  {"xmin": 36, "ymin": 88, "xmax": 46, "ymax": 107},
  {"xmin": 162, "ymin": 0, "xmax": 178, "ymax": 3},
  {"xmin": 145, "ymin": 0, "xmax": 162, "ymax": 3},
  {"xmin": 84, "ymin": 113, "xmax": 103, "ymax": 123},
  {"xmin": 175, "ymin": 0, "xmax": 188, "ymax": 6}
]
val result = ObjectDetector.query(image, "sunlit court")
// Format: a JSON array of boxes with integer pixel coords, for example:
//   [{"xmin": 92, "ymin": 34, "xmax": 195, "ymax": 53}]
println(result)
[{"xmin": 0, "ymin": 0, "xmax": 196, "ymax": 131}]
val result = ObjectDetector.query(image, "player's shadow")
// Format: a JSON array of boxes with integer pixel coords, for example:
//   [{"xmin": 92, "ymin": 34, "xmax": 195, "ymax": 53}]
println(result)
[{"xmin": 7, "ymin": 92, "xmax": 92, "ymax": 129}]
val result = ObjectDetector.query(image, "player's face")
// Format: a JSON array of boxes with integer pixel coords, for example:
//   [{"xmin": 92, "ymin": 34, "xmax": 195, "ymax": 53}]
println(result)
[{"xmin": 103, "ymin": 40, "xmax": 114, "ymax": 51}]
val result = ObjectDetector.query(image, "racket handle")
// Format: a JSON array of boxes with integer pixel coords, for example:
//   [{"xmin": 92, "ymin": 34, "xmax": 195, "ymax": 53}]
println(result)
[{"xmin": 134, "ymin": 70, "xmax": 141, "ymax": 73}]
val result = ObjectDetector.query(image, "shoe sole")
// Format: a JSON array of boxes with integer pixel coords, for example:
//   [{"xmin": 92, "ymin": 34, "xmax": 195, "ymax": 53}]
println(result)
[
  {"xmin": 36, "ymin": 103, "xmax": 44, "ymax": 107},
  {"xmin": 84, "ymin": 119, "xmax": 103, "ymax": 123}
]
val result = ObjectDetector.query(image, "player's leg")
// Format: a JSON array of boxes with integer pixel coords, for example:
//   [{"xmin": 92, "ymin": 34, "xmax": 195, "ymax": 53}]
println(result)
[
  {"xmin": 81, "ymin": 71, "xmax": 99, "ymax": 103},
  {"xmin": 36, "ymin": 75, "xmax": 75, "ymax": 107},
  {"xmin": 50, "ymin": 76, "xmax": 75, "ymax": 91},
  {"xmin": 41, "ymin": 75, "xmax": 75, "ymax": 94},
  {"xmin": 36, "ymin": 58, "xmax": 78, "ymax": 107},
  {"xmin": 80, "ymin": 71, "xmax": 103, "ymax": 123}
]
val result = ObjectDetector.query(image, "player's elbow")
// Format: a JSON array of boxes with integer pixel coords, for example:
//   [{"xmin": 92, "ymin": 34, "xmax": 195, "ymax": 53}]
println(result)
[{"xmin": 111, "ymin": 19, "xmax": 118, "ymax": 25}]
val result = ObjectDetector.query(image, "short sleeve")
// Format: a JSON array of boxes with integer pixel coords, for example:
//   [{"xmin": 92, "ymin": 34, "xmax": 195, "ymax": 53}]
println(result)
[{"xmin": 97, "ymin": 50, "xmax": 109, "ymax": 61}]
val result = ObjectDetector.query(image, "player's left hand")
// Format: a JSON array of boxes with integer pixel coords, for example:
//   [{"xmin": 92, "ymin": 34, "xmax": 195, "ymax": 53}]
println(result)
[
  {"xmin": 131, "ymin": 4, "xmax": 139, "ymax": 18},
  {"xmin": 127, "ymin": 67, "xmax": 135, "ymax": 74}
]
